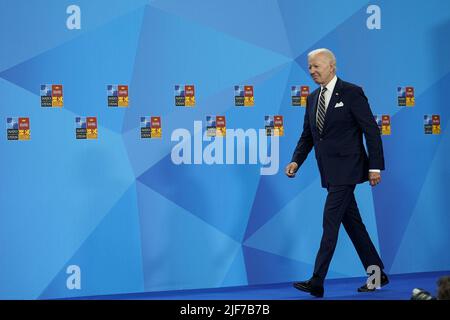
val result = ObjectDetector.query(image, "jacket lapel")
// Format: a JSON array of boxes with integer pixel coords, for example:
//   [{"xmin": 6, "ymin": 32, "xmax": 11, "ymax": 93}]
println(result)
[{"xmin": 310, "ymin": 89, "xmax": 320, "ymax": 132}]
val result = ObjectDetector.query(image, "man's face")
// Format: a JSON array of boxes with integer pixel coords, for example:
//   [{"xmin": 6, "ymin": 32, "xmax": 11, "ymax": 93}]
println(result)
[{"xmin": 308, "ymin": 53, "xmax": 335, "ymax": 85}]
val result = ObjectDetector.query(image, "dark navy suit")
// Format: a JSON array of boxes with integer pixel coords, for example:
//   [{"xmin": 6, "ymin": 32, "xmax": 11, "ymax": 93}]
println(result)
[{"xmin": 291, "ymin": 78, "xmax": 385, "ymax": 285}]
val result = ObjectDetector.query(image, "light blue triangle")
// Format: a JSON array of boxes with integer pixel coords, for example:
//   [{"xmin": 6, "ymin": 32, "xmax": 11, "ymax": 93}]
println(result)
[
  {"xmin": 278, "ymin": 0, "xmax": 369, "ymax": 58},
  {"xmin": 242, "ymin": 245, "xmax": 348, "ymax": 285},
  {"xmin": 0, "ymin": 1, "xmax": 149, "ymax": 72},
  {"xmin": 38, "ymin": 183, "xmax": 144, "ymax": 299},
  {"xmin": 220, "ymin": 247, "xmax": 248, "ymax": 287},
  {"xmin": 150, "ymin": 0, "xmax": 292, "ymax": 57},
  {"xmin": 136, "ymin": 181, "xmax": 241, "ymax": 292}
]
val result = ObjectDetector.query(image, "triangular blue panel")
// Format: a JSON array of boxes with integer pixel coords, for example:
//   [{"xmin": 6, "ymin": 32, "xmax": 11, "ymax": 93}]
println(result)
[
  {"xmin": 220, "ymin": 247, "xmax": 248, "ymax": 287},
  {"xmin": 38, "ymin": 183, "xmax": 144, "ymax": 299},
  {"xmin": 278, "ymin": 0, "xmax": 368, "ymax": 58},
  {"xmin": 243, "ymin": 245, "xmax": 347, "ymax": 286},
  {"xmin": 0, "ymin": 0, "xmax": 149, "ymax": 72},
  {"xmin": 150, "ymin": 0, "xmax": 292, "ymax": 57},
  {"xmin": 136, "ymin": 181, "xmax": 241, "ymax": 292}
]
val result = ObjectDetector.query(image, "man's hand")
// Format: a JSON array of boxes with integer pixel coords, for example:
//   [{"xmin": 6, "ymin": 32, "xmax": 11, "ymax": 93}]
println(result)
[
  {"xmin": 285, "ymin": 162, "xmax": 299, "ymax": 178},
  {"xmin": 369, "ymin": 171, "xmax": 381, "ymax": 186}
]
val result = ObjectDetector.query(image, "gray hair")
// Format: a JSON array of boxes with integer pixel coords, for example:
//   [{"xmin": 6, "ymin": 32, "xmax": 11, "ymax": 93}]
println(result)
[{"xmin": 308, "ymin": 48, "xmax": 336, "ymax": 66}]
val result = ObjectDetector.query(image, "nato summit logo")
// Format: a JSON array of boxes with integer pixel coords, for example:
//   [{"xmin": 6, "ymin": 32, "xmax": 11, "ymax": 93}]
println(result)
[
  {"xmin": 265, "ymin": 115, "xmax": 284, "ymax": 136},
  {"xmin": 41, "ymin": 84, "xmax": 63, "ymax": 107},
  {"xmin": 206, "ymin": 115, "xmax": 226, "ymax": 137},
  {"xmin": 397, "ymin": 86, "xmax": 414, "ymax": 107},
  {"xmin": 374, "ymin": 115, "xmax": 391, "ymax": 135},
  {"xmin": 107, "ymin": 85, "xmax": 128, "ymax": 107},
  {"xmin": 291, "ymin": 85, "xmax": 309, "ymax": 106},
  {"xmin": 76, "ymin": 117, "xmax": 98, "ymax": 139},
  {"xmin": 106, "ymin": 84, "xmax": 128, "ymax": 107},
  {"xmin": 424, "ymin": 115, "xmax": 440, "ymax": 135},
  {"xmin": 7, "ymin": 117, "xmax": 30, "ymax": 140},
  {"xmin": 175, "ymin": 85, "xmax": 195, "ymax": 107},
  {"xmin": 140, "ymin": 116, "xmax": 162, "ymax": 139},
  {"xmin": 235, "ymin": 85, "xmax": 254, "ymax": 106}
]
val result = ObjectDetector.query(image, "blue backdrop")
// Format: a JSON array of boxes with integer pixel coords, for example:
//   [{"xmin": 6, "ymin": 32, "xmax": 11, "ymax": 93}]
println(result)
[{"xmin": 1, "ymin": 0, "xmax": 449, "ymax": 299}]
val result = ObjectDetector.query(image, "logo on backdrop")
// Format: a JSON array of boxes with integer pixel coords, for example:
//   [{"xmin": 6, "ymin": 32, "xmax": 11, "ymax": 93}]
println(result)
[
  {"xmin": 76, "ymin": 117, "xmax": 98, "ymax": 139},
  {"xmin": 397, "ymin": 86, "xmax": 415, "ymax": 107},
  {"xmin": 206, "ymin": 115, "xmax": 226, "ymax": 137},
  {"xmin": 41, "ymin": 84, "xmax": 63, "ymax": 107},
  {"xmin": 291, "ymin": 85, "xmax": 309, "ymax": 106},
  {"xmin": 424, "ymin": 115, "xmax": 441, "ymax": 135},
  {"xmin": 175, "ymin": 85, "xmax": 195, "ymax": 107},
  {"xmin": 170, "ymin": 121, "xmax": 279, "ymax": 175},
  {"xmin": 140, "ymin": 116, "xmax": 162, "ymax": 139},
  {"xmin": 107, "ymin": 85, "xmax": 129, "ymax": 107},
  {"xmin": 7, "ymin": 117, "xmax": 30, "ymax": 141},
  {"xmin": 234, "ymin": 85, "xmax": 254, "ymax": 107},
  {"xmin": 265, "ymin": 115, "xmax": 284, "ymax": 136}
]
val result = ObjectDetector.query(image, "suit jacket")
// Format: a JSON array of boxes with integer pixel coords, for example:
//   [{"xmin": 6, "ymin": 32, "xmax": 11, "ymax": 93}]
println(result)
[{"xmin": 291, "ymin": 78, "xmax": 385, "ymax": 188}]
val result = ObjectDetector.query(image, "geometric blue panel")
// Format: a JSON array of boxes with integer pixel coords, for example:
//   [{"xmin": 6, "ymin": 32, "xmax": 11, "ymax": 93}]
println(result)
[
  {"xmin": 138, "ymin": 153, "xmax": 261, "ymax": 243},
  {"xmin": 38, "ymin": 183, "xmax": 144, "ymax": 299},
  {"xmin": 278, "ymin": 0, "xmax": 369, "ymax": 58},
  {"xmin": 0, "ymin": 0, "xmax": 149, "ymax": 73},
  {"xmin": 150, "ymin": 0, "xmax": 293, "ymax": 57},
  {"xmin": 220, "ymin": 247, "xmax": 249, "ymax": 287},
  {"xmin": 243, "ymin": 245, "xmax": 348, "ymax": 286},
  {"xmin": 136, "ymin": 181, "xmax": 241, "ymax": 291}
]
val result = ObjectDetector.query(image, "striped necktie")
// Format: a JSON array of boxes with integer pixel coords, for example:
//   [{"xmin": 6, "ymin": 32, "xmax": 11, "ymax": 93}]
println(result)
[{"xmin": 316, "ymin": 87, "xmax": 327, "ymax": 133}]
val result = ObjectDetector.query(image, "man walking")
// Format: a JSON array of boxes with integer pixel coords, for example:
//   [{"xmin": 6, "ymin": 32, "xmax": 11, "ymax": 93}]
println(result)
[{"xmin": 285, "ymin": 48, "xmax": 388, "ymax": 297}]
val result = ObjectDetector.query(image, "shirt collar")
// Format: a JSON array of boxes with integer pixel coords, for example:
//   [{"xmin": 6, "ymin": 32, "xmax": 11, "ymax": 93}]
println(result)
[{"xmin": 321, "ymin": 75, "xmax": 337, "ymax": 93}]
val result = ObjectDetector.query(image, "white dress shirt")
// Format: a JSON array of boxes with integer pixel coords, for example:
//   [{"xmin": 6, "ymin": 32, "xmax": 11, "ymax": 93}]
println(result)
[
  {"xmin": 316, "ymin": 75, "xmax": 337, "ymax": 119},
  {"xmin": 316, "ymin": 75, "xmax": 380, "ymax": 173}
]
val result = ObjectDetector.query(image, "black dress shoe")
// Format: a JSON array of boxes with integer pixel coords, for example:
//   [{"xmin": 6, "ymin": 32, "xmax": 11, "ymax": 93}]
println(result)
[
  {"xmin": 293, "ymin": 279, "xmax": 324, "ymax": 297},
  {"xmin": 357, "ymin": 272, "xmax": 389, "ymax": 292}
]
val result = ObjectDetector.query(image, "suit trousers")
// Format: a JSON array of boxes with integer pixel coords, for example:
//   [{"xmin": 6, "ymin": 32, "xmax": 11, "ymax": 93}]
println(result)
[{"xmin": 312, "ymin": 184, "xmax": 384, "ymax": 286}]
